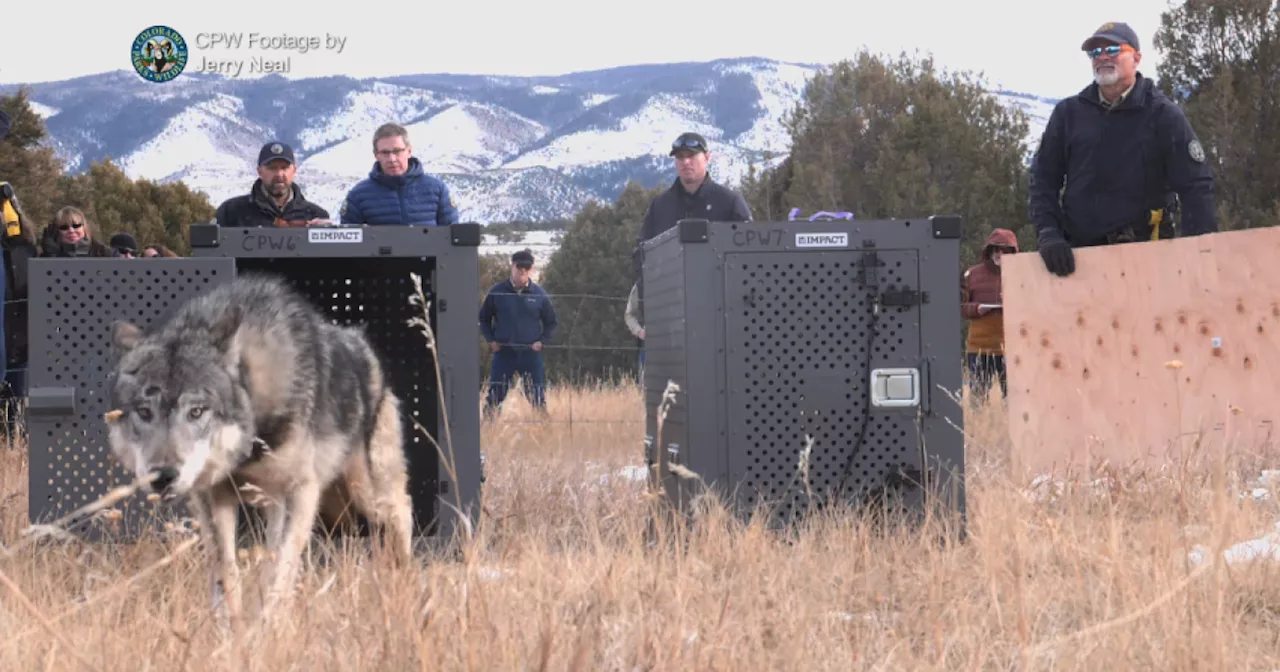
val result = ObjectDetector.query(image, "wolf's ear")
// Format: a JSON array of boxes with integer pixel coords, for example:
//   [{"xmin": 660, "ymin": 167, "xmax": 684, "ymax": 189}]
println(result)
[
  {"xmin": 208, "ymin": 303, "xmax": 244, "ymax": 351},
  {"xmin": 111, "ymin": 321, "xmax": 143, "ymax": 358}
]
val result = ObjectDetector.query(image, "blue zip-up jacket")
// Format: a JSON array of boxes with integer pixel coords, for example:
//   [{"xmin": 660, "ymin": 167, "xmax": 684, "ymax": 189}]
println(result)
[
  {"xmin": 1028, "ymin": 72, "xmax": 1216, "ymax": 244},
  {"xmin": 339, "ymin": 157, "xmax": 460, "ymax": 226},
  {"xmin": 479, "ymin": 279, "xmax": 558, "ymax": 347}
]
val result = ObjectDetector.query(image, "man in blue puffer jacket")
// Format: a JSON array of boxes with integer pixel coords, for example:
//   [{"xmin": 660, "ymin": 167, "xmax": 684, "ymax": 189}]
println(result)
[{"xmin": 338, "ymin": 122, "xmax": 460, "ymax": 226}]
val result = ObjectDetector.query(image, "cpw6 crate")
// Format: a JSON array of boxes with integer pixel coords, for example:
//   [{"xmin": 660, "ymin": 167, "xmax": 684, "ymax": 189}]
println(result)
[
  {"xmin": 26, "ymin": 224, "xmax": 484, "ymax": 544},
  {"xmin": 640, "ymin": 216, "xmax": 966, "ymax": 528}
]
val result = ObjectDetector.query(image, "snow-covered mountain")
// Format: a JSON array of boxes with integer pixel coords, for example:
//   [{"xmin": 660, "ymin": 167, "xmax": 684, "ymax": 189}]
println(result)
[{"xmin": 3, "ymin": 58, "xmax": 1058, "ymax": 224}]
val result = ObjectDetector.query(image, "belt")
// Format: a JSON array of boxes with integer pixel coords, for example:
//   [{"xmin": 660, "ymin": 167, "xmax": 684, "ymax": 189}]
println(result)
[{"xmin": 1104, "ymin": 208, "xmax": 1169, "ymax": 244}]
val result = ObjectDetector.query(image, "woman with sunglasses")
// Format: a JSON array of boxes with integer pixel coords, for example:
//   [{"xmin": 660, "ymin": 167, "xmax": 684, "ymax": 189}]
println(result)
[{"xmin": 41, "ymin": 206, "xmax": 110, "ymax": 257}]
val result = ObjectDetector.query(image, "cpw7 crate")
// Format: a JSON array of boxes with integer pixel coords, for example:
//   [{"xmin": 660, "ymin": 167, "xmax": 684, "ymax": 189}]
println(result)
[
  {"xmin": 640, "ymin": 216, "xmax": 966, "ymax": 528},
  {"xmin": 26, "ymin": 223, "xmax": 484, "ymax": 545}
]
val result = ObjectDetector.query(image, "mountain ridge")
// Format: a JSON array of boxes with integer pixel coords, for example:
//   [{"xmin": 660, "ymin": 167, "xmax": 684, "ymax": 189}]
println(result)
[{"xmin": 1, "ymin": 57, "xmax": 1060, "ymax": 224}]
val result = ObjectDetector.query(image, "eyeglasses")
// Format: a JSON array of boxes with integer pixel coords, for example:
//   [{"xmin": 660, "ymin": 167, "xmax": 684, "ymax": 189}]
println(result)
[
  {"xmin": 1087, "ymin": 44, "xmax": 1133, "ymax": 59},
  {"xmin": 58, "ymin": 221, "xmax": 84, "ymax": 231},
  {"xmin": 671, "ymin": 137, "xmax": 706, "ymax": 152}
]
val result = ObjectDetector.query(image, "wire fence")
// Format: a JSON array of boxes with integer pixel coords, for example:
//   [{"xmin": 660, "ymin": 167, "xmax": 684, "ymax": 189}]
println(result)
[
  {"xmin": 0, "ymin": 286, "xmax": 660, "ymax": 443},
  {"xmin": 0, "ymin": 280, "xmax": 997, "ymax": 443}
]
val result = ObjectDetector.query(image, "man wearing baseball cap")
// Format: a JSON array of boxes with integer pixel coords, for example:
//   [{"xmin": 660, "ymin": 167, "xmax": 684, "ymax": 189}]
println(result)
[
  {"xmin": 479, "ymin": 248, "xmax": 558, "ymax": 418},
  {"xmin": 634, "ymin": 132, "xmax": 752, "ymax": 263},
  {"xmin": 631, "ymin": 130, "xmax": 752, "ymax": 304},
  {"xmin": 214, "ymin": 141, "xmax": 331, "ymax": 227},
  {"xmin": 1027, "ymin": 21, "xmax": 1216, "ymax": 276}
]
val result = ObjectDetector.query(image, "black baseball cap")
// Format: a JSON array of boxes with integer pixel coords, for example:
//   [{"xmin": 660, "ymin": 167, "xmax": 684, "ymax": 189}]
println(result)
[
  {"xmin": 669, "ymin": 132, "xmax": 708, "ymax": 155},
  {"xmin": 511, "ymin": 249, "xmax": 534, "ymax": 267},
  {"xmin": 1082, "ymin": 22, "xmax": 1140, "ymax": 51},
  {"xmin": 258, "ymin": 141, "xmax": 295, "ymax": 166},
  {"xmin": 110, "ymin": 232, "xmax": 138, "ymax": 254}
]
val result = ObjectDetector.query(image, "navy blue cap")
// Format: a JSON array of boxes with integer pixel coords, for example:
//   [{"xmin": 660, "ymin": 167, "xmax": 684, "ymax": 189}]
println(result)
[
  {"xmin": 511, "ymin": 249, "xmax": 534, "ymax": 266},
  {"xmin": 1082, "ymin": 22, "xmax": 1140, "ymax": 51},
  {"xmin": 258, "ymin": 141, "xmax": 295, "ymax": 166}
]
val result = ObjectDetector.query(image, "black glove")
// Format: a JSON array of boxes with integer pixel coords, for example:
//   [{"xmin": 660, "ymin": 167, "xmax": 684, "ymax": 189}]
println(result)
[{"xmin": 1037, "ymin": 229, "xmax": 1075, "ymax": 277}]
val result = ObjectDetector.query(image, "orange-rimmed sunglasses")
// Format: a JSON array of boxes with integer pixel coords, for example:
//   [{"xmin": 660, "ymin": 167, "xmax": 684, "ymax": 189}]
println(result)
[{"xmin": 1087, "ymin": 44, "xmax": 1134, "ymax": 59}]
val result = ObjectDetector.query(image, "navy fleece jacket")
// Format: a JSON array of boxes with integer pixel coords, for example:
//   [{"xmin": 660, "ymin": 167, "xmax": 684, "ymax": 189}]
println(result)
[{"xmin": 479, "ymin": 279, "xmax": 558, "ymax": 347}]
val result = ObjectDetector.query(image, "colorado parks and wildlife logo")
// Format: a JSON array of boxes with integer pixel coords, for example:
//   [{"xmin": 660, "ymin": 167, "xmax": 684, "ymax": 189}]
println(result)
[{"xmin": 131, "ymin": 26, "xmax": 188, "ymax": 83}]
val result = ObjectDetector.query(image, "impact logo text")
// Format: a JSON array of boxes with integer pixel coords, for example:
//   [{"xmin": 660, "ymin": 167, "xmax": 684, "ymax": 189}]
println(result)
[
  {"xmin": 795, "ymin": 232, "xmax": 849, "ymax": 248},
  {"xmin": 308, "ymin": 228, "xmax": 363, "ymax": 244}
]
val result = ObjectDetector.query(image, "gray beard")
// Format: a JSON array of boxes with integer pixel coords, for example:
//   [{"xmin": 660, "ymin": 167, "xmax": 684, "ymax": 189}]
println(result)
[{"xmin": 1094, "ymin": 69, "xmax": 1120, "ymax": 87}]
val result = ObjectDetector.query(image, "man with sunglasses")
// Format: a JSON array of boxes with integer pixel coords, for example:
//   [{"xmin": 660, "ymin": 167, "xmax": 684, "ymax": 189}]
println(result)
[
  {"xmin": 634, "ymin": 133, "xmax": 752, "ymax": 266},
  {"xmin": 1027, "ymin": 22, "xmax": 1216, "ymax": 277},
  {"xmin": 630, "ymin": 133, "xmax": 752, "ymax": 330},
  {"xmin": 109, "ymin": 232, "xmax": 138, "ymax": 258},
  {"xmin": 479, "ymin": 249, "xmax": 558, "ymax": 418}
]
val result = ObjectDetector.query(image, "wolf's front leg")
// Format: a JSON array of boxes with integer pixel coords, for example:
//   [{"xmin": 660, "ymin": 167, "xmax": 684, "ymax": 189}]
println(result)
[
  {"xmin": 201, "ymin": 484, "xmax": 245, "ymax": 643},
  {"xmin": 260, "ymin": 479, "xmax": 320, "ymax": 621},
  {"xmin": 258, "ymin": 500, "xmax": 289, "ymax": 599}
]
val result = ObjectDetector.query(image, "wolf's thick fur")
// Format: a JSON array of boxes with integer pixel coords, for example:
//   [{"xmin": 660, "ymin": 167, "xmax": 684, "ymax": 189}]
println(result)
[{"xmin": 106, "ymin": 273, "xmax": 415, "ymax": 630}]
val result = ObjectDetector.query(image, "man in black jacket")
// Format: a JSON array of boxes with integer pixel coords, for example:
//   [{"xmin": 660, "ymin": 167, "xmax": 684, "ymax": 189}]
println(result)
[
  {"xmin": 1028, "ymin": 22, "xmax": 1217, "ymax": 277},
  {"xmin": 215, "ymin": 141, "xmax": 331, "ymax": 227},
  {"xmin": 632, "ymin": 132, "xmax": 753, "ymax": 279}
]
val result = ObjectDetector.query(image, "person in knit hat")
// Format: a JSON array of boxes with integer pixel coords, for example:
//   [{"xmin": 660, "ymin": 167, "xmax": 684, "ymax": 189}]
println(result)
[
  {"xmin": 961, "ymin": 228, "xmax": 1018, "ymax": 400},
  {"xmin": 109, "ymin": 232, "xmax": 138, "ymax": 257}
]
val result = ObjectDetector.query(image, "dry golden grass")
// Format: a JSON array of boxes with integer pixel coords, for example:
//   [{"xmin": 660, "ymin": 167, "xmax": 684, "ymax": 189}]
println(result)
[{"xmin": 3, "ymin": 381, "xmax": 1280, "ymax": 671}]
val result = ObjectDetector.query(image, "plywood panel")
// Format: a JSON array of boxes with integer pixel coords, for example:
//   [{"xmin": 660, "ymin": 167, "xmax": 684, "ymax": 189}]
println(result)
[{"xmin": 1001, "ymin": 227, "xmax": 1280, "ymax": 475}]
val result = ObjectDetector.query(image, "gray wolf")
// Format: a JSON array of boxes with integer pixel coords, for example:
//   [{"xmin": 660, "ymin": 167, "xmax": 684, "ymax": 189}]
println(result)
[{"xmin": 105, "ymin": 273, "xmax": 415, "ymax": 630}]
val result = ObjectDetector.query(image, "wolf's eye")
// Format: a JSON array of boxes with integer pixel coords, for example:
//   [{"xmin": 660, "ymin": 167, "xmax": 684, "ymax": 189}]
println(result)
[
  {"xmin": 136, "ymin": 408, "xmax": 153, "ymax": 422},
  {"xmin": 188, "ymin": 407, "xmax": 205, "ymax": 420}
]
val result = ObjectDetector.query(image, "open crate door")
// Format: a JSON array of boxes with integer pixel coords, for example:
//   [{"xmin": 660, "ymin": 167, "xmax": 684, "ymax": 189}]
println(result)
[{"xmin": 26, "ymin": 257, "xmax": 236, "ymax": 539}]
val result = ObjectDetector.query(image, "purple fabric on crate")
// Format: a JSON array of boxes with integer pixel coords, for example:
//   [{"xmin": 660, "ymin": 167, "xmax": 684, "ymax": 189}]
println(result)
[{"xmin": 808, "ymin": 211, "xmax": 854, "ymax": 221}]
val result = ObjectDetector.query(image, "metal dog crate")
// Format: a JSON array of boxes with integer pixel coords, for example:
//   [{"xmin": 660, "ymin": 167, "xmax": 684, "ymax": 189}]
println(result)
[
  {"xmin": 640, "ymin": 216, "xmax": 966, "ymax": 528},
  {"xmin": 26, "ymin": 224, "xmax": 484, "ymax": 544}
]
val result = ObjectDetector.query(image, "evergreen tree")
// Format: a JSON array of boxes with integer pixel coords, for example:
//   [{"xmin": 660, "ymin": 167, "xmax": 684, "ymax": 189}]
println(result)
[
  {"xmin": 1, "ymin": 89, "xmax": 215, "ymax": 254},
  {"xmin": 56, "ymin": 160, "xmax": 214, "ymax": 255},
  {"xmin": 538, "ymin": 181, "xmax": 662, "ymax": 384},
  {"xmin": 0, "ymin": 88, "xmax": 64, "ymax": 231},
  {"xmin": 1154, "ymin": 0, "xmax": 1280, "ymax": 230},
  {"xmin": 740, "ymin": 51, "xmax": 1034, "ymax": 267},
  {"xmin": 477, "ymin": 251, "xmax": 514, "ymax": 379}
]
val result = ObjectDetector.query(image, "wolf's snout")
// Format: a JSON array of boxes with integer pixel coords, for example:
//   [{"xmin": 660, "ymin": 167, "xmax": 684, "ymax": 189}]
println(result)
[{"xmin": 151, "ymin": 466, "xmax": 180, "ymax": 493}]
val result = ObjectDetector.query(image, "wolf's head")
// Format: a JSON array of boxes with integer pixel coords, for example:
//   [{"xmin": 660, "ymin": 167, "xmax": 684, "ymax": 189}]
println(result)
[{"xmin": 107, "ymin": 308, "xmax": 254, "ymax": 499}]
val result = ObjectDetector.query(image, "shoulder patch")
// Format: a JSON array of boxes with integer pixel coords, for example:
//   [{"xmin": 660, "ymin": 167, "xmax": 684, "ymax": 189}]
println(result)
[{"xmin": 1188, "ymin": 139, "xmax": 1205, "ymax": 163}]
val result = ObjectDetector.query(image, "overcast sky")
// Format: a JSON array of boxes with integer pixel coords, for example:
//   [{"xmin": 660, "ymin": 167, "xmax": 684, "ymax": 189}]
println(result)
[{"xmin": 5, "ymin": 0, "xmax": 1176, "ymax": 99}]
